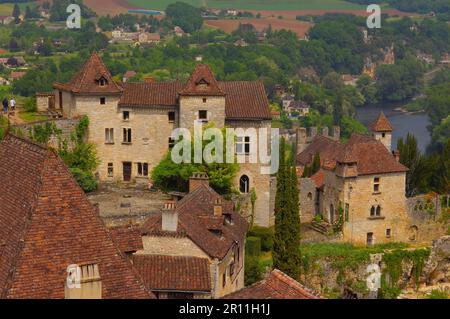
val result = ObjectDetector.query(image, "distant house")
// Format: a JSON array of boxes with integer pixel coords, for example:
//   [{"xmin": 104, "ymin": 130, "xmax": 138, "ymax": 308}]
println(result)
[
  {"xmin": 440, "ymin": 53, "xmax": 450, "ymax": 65},
  {"xmin": 234, "ymin": 39, "xmax": 248, "ymax": 47},
  {"xmin": 10, "ymin": 71, "xmax": 27, "ymax": 81},
  {"xmin": 341, "ymin": 74, "xmax": 359, "ymax": 86},
  {"xmin": 271, "ymin": 109, "xmax": 281, "ymax": 119},
  {"xmin": 0, "ymin": 16, "xmax": 14, "ymax": 25},
  {"xmin": 285, "ymin": 100, "xmax": 310, "ymax": 118},
  {"xmin": 0, "ymin": 77, "xmax": 10, "ymax": 85},
  {"xmin": 137, "ymin": 32, "xmax": 161, "ymax": 45},
  {"xmin": 123, "ymin": 70, "xmax": 137, "ymax": 83},
  {"xmin": 174, "ymin": 26, "xmax": 186, "ymax": 37},
  {"xmin": 281, "ymin": 94, "xmax": 294, "ymax": 108}
]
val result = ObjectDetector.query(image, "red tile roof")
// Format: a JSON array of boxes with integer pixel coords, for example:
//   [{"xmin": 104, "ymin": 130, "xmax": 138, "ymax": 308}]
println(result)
[
  {"xmin": 310, "ymin": 169, "xmax": 325, "ymax": 189},
  {"xmin": 297, "ymin": 133, "xmax": 407, "ymax": 176},
  {"xmin": 0, "ymin": 134, "xmax": 153, "ymax": 299},
  {"xmin": 119, "ymin": 81, "xmax": 184, "ymax": 108},
  {"xmin": 109, "ymin": 226, "xmax": 144, "ymax": 254},
  {"xmin": 132, "ymin": 255, "xmax": 211, "ymax": 292},
  {"xmin": 180, "ymin": 64, "xmax": 225, "ymax": 96},
  {"xmin": 224, "ymin": 269, "xmax": 321, "ymax": 299},
  {"xmin": 142, "ymin": 183, "xmax": 248, "ymax": 260},
  {"xmin": 368, "ymin": 112, "xmax": 393, "ymax": 132},
  {"xmin": 53, "ymin": 52, "xmax": 122, "ymax": 95}
]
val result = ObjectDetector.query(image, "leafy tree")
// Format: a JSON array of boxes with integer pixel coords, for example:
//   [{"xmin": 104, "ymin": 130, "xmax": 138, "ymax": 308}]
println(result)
[
  {"xmin": 152, "ymin": 124, "xmax": 239, "ymax": 195},
  {"xmin": 165, "ymin": 2, "xmax": 203, "ymax": 34},
  {"xmin": 12, "ymin": 4, "xmax": 21, "ymax": 24},
  {"xmin": 311, "ymin": 153, "xmax": 321, "ymax": 175}
]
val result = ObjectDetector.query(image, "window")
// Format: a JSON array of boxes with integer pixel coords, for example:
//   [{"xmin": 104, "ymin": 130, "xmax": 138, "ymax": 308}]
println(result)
[
  {"xmin": 370, "ymin": 205, "xmax": 381, "ymax": 217},
  {"xmin": 236, "ymin": 136, "xmax": 251, "ymax": 155},
  {"xmin": 168, "ymin": 137, "xmax": 175, "ymax": 149},
  {"xmin": 367, "ymin": 233, "xmax": 374, "ymax": 246},
  {"xmin": 345, "ymin": 203, "xmax": 350, "ymax": 222},
  {"xmin": 239, "ymin": 175, "xmax": 250, "ymax": 193},
  {"xmin": 100, "ymin": 97, "xmax": 106, "ymax": 105},
  {"xmin": 386, "ymin": 229, "xmax": 391, "ymax": 238},
  {"xmin": 376, "ymin": 206, "xmax": 381, "ymax": 216},
  {"xmin": 229, "ymin": 263, "xmax": 235, "ymax": 276},
  {"xmin": 382, "ymin": 133, "xmax": 386, "ymax": 138},
  {"xmin": 198, "ymin": 110, "xmax": 208, "ymax": 122},
  {"xmin": 307, "ymin": 192, "xmax": 313, "ymax": 200},
  {"xmin": 123, "ymin": 111, "xmax": 130, "ymax": 121},
  {"xmin": 137, "ymin": 163, "xmax": 148, "ymax": 177},
  {"xmin": 374, "ymin": 177, "xmax": 380, "ymax": 193},
  {"xmin": 123, "ymin": 128, "xmax": 132, "ymax": 144},
  {"xmin": 203, "ymin": 98, "xmax": 207, "ymax": 103},
  {"xmin": 107, "ymin": 163, "xmax": 113, "ymax": 177},
  {"xmin": 168, "ymin": 111, "xmax": 175, "ymax": 123},
  {"xmin": 99, "ymin": 78, "xmax": 106, "ymax": 86},
  {"xmin": 222, "ymin": 273, "xmax": 226, "ymax": 288},
  {"xmin": 105, "ymin": 128, "xmax": 114, "ymax": 144}
]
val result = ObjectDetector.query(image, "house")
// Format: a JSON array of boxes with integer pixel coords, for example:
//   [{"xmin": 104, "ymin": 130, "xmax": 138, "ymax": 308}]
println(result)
[
  {"xmin": 135, "ymin": 173, "xmax": 248, "ymax": 298},
  {"xmin": 51, "ymin": 52, "xmax": 274, "ymax": 227},
  {"xmin": 224, "ymin": 269, "xmax": 321, "ymax": 299},
  {"xmin": 440, "ymin": 53, "xmax": 450, "ymax": 65},
  {"xmin": 10, "ymin": 71, "xmax": 27, "ymax": 81},
  {"xmin": 0, "ymin": 16, "xmax": 14, "ymax": 25},
  {"xmin": 0, "ymin": 134, "xmax": 154, "ymax": 299},
  {"xmin": 296, "ymin": 113, "xmax": 411, "ymax": 245},
  {"xmin": 234, "ymin": 39, "xmax": 248, "ymax": 47},
  {"xmin": 285, "ymin": 101, "xmax": 310, "ymax": 118},
  {"xmin": 174, "ymin": 26, "xmax": 186, "ymax": 37},
  {"xmin": 123, "ymin": 70, "xmax": 137, "ymax": 83},
  {"xmin": 137, "ymin": 32, "xmax": 161, "ymax": 45},
  {"xmin": 341, "ymin": 74, "xmax": 359, "ymax": 86},
  {"xmin": 0, "ymin": 76, "xmax": 10, "ymax": 85}
]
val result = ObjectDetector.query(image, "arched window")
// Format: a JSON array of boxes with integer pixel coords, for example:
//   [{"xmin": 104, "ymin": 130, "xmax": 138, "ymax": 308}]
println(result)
[
  {"xmin": 307, "ymin": 192, "xmax": 313, "ymax": 200},
  {"xmin": 239, "ymin": 175, "xmax": 249, "ymax": 193},
  {"xmin": 370, "ymin": 206, "xmax": 375, "ymax": 217},
  {"xmin": 376, "ymin": 206, "xmax": 381, "ymax": 216}
]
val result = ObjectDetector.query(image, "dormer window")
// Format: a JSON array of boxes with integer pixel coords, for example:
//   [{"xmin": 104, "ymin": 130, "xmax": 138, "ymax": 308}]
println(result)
[
  {"xmin": 99, "ymin": 78, "xmax": 107, "ymax": 87},
  {"xmin": 196, "ymin": 78, "xmax": 209, "ymax": 90}
]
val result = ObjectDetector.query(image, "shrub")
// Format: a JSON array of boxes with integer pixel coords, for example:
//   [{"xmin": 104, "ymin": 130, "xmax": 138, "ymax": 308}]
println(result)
[
  {"xmin": 246, "ymin": 236, "xmax": 261, "ymax": 257},
  {"xmin": 24, "ymin": 97, "xmax": 37, "ymax": 113},
  {"xmin": 244, "ymin": 255, "xmax": 264, "ymax": 286},
  {"xmin": 69, "ymin": 168, "xmax": 98, "ymax": 193},
  {"xmin": 248, "ymin": 226, "xmax": 274, "ymax": 252},
  {"xmin": 427, "ymin": 289, "xmax": 448, "ymax": 299}
]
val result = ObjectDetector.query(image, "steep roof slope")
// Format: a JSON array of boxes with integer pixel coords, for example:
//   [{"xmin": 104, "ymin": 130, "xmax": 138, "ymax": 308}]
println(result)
[
  {"xmin": 224, "ymin": 269, "xmax": 321, "ymax": 299},
  {"xmin": 179, "ymin": 64, "xmax": 224, "ymax": 96},
  {"xmin": 0, "ymin": 135, "xmax": 153, "ymax": 299},
  {"xmin": 54, "ymin": 52, "xmax": 122, "ymax": 94},
  {"xmin": 368, "ymin": 111, "xmax": 393, "ymax": 132}
]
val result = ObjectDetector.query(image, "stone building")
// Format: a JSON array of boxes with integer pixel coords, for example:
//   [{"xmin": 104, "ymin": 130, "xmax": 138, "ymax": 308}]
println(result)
[
  {"xmin": 297, "ymin": 113, "xmax": 411, "ymax": 245},
  {"xmin": 135, "ymin": 174, "xmax": 248, "ymax": 298},
  {"xmin": 0, "ymin": 134, "xmax": 153, "ymax": 299},
  {"xmin": 50, "ymin": 52, "xmax": 273, "ymax": 227}
]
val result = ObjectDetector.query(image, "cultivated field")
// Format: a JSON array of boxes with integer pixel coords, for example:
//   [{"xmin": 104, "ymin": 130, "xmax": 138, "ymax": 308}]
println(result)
[
  {"xmin": 205, "ymin": 18, "xmax": 311, "ymax": 38},
  {"xmin": 126, "ymin": 0, "xmax": 367, "ymax": 11}
]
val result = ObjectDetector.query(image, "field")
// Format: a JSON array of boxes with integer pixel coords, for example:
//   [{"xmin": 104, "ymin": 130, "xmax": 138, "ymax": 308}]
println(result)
[
  {"xmin": 205, "ymin": 18, "xmax": 311, "ymax": 38},
  {"xmin": 0, "ymin": 1, "xmax": 38, "ymax": 16},
  {"xmin": 126, "ymin": 0, "xmax": 367, "ymax": 11}
]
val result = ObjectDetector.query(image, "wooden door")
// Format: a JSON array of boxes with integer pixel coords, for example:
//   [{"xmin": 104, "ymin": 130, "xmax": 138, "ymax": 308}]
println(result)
[{"xmin": 123, "ymin": 162, "xmax": 132, "ymax": 182}]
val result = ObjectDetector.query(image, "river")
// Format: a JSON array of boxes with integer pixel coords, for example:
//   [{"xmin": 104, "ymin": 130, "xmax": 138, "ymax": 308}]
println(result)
[{"xmin": 356, "ymin": 102, "xmax": 431, "ymax": 153}]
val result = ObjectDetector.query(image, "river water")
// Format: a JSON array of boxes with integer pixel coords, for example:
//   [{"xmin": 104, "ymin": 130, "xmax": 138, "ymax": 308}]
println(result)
[{"xmin": 355, "ymin": 103, "xmax": 431, "ymax": 153}]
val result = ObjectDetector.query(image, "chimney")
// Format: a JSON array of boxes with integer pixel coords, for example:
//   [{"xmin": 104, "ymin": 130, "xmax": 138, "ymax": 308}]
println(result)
[
  {"xmin": 214, "ymin": 198, "xmax": 223, "ymax": 217},
  {"xmin": 161, "ymin": 201, "xmax": 178, "ymax": 232},
  {"xmin": 393, "ymin": 150, "xmax": 400, "ymax": 162},
  {"xmin": 322, "ymin": 127, "xmax": 329, "ymax": 137},
  {"xmin": 332, "ymin": 126, "xmax": 341, "ymax": 141},
  {"xmin": 189, "ymin": 172, "xmax": 209, "ymax": 193},
  {"xmin": 144, "ymin": 77, "xmax": 154, "ymax": 84}
]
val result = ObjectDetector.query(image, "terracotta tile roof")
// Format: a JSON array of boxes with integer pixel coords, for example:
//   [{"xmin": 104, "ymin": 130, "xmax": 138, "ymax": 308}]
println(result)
[
  {"xmin": 180, "ymin": 64, "xmax": 225, "ymax": 96},
  {"xmin": 10, "ymin": 71, "xmax": 26, "ymax": 80},
  {"xmin": 368, "ymin": 112, "xmax": 393, "ymax": 132},
  {"xmin": 219, "ymin": 81, "xmax": 272, "ymax": 120},
  {"xmin": 0, "ymin": 135, "xmax": 153, "ymax": 299},
  {"xmin": 224, "ymin": 269, "xmax": 321, "ymax": 299},
  {"xmin": 297, "ymin": 133, "xmax": 408, "ymax": 176},
  {"xmin": 109, "ymin": 226, "xmax": 144, "ymax": 254},
  {"xmin": 132, "ymin": 255, "xmax": 211, "ymax": 292},
  {"xmin": 142, "ymin": 184, "xmax": 248, "ymax": 260},
  {"xmin": 119, "ymin": 81, "xmax": 184, "ymax": 107},
  {"xmin": 310, "ymin": 169, "xmax": 325, "ymax": 189},
  {"xmin": 297, "ymin": 135, "xmax": 344, "ymax": 169},
  {"xmin": 53, "ymin": 52, "xmax": 122, "ymax": 95}
]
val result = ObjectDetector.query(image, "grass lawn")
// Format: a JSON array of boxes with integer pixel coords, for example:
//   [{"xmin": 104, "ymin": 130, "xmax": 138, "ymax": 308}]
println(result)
[
  {"xmin": 127, "ymin": 0, "xmax": 366, "ymax": 11},
  {"xmin": 18, "ymin": 111, "xmax": 49, "ymax": 123}
]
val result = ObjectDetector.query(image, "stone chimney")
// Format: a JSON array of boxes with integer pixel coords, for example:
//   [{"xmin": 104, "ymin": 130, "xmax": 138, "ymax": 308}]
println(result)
[
  {"xmin": 393, "ymin": 150, "xmax": 401, "ymax": 162},
  {"xmin": 332, "ymin": 126, "xmax": 341, "ymax": 141},
  {"xmin": 189, "ymin": 172, "xmax": 209, "ymax": 193},
  {"xmin": 214, "ymin": 198, "xmax": 223, "ymax": 217},
  {"xmin": 322, "ymin": 127, "xmax": 329, "ymax": 137},
  {"xmin": 161, "ymin": 201, "xmax": 178, "ymax": 232},
  {"xmin": 144, "ymin": 77, "xmax": 154, "ymax": 83}
]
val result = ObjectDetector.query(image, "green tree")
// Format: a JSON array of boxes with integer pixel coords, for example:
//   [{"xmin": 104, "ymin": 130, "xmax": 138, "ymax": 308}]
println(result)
[
  {"xmin": 397, "ymin": 134, "xmax": 428, "ymax": 197},
  {"xmin": 273, "ymin": 138, "xmax": 301, "ymax": 279},
  {"xmin": 311, "ymin": 153, "xmax": 321, "ymax": 175},
  {"xmin": 165, "ymin": 2, "xmax": 203, "ymax": 33},
  {"xmin": 13, "ymin": 4, "xmax": 21, "ymax": 24}
]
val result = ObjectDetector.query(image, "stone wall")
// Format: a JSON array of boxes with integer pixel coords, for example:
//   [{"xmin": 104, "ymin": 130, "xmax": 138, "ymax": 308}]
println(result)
[
  {"xmin": 179, "ymin": 96, "xmax": 226, "ymax": 130},
  {"xmin": 299, "ymin": 178, "xmax": 318, "ymax": 223}
]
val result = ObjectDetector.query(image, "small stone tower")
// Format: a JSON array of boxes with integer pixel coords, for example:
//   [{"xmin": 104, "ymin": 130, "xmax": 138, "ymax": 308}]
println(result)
[{"xmin": 368, "ymin": 112, "xmax": 393, "ymax": 151}]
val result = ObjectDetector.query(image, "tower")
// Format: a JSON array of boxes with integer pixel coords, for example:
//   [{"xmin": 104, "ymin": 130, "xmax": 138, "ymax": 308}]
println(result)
[{"xmin": 368, "ymin": 112, "xmax": 393, "ymax": 151}]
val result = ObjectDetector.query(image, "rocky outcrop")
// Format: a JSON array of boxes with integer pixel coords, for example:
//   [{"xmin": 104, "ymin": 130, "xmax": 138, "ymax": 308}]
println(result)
[{"xmin": 421, "ymin": 236, "xmax": 450, "ymax": 286}]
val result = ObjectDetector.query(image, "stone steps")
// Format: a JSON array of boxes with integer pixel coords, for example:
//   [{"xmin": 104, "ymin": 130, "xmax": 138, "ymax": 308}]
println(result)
[{"xmin": 309, "ymin": 221, "xmax": 331, "ymax": 235}]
